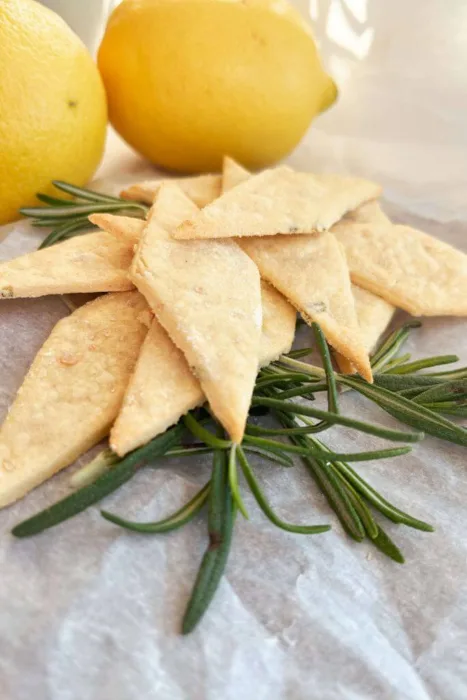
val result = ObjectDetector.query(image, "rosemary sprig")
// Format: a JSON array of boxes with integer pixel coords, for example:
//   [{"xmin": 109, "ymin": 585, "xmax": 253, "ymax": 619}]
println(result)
[{"xmin": 20, "ymin": 181, "xmax": 149, "ymax": 249}]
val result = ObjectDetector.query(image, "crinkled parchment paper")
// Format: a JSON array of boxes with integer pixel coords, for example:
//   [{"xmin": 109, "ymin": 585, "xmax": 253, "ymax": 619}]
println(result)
[{"xmin": 1, "ymin": 2, "xmax": 466, "ymax": 697}]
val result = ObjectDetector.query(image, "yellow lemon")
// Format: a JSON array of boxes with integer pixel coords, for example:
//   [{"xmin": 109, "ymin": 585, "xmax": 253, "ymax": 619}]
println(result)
[
  {"xmin": 0, "ymin": 0, "xmax": 107, "ymax": 225},
  {"xmin": 98, "ymin": 0, "xmax": 336, "ymax": 173}
]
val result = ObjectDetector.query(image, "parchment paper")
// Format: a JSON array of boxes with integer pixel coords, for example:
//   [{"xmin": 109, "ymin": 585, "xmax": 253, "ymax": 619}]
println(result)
[{"xmin": 1, "ymin": 1, "xmax": 467, "ymax": 697}]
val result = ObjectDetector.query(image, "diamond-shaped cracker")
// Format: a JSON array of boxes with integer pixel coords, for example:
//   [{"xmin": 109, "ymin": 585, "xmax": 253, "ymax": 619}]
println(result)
[
  {"xmin": 332, "ymin": 218, "xmax": 467, "ymax": 316},
  {"xmin": 241, "ymin": 233, "xmax": 373, "ymax": 381},
  {"xmin": 0, "ymin": 232, "xmax": 134, "ymax": 298},
  {"xmin": 110, "ymin": 318, "xmax": 204, "ymax": 456},
  {"xmin": 175, "ymin": 166, "xmax": 381, "ymax": 240},
  {"xmin": 221, "ymin": 158, "xmax": 373, "ymax": 381},
  {"xmin": 0, "ymin": 291, "xmax": 148, "ymax": 507},
  {"xmin": 110, "ymin": 280, "xmax": 296, "ymax": 456},
  {"xmin": 121, "ymin": 174, "xmax": 222, "ymax": 208},
  {"xmin": 130, "ymin": 183, "xmax": 262, "ymax": 443}
]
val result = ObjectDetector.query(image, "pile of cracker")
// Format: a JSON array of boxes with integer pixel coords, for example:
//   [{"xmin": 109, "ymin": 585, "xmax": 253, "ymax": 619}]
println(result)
[{"xmin": 0, "ymin": 157, "xmax": 466, "ymax": 508}]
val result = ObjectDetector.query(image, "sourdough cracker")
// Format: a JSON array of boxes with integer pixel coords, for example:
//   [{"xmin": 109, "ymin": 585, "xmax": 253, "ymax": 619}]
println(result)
[
  {"xmin": 0, "ymin": 232, "xmax": 134, "ymax": 298},
  {"xmin": 0, "ymin": 292, "xmax": 148, "ymax": 507},
  {"xmin": 332, "ymin": 220, "xmax": 467, "ymax": 316},
  {"xmin": 110, "ymin": 318, "xmax": 204, "ymax": 456},
  {"xmin": 175, "ymin": 166, "xmax": 382, "ymax": 240},
  {"xmin": 120, "ymin": 174, "xmax": 222, "ymax": 208},
  {"xmin": 240, "ymin": 233, "xmax": 373, "ymax": 382},
  {"xmin": 110, "ymin": 280, "xmax": 295, "ymax": 456},
  {"xmin": 130, "ymin": 183, "xmax": 262, "ymax": 443},
  {"xmin": 89, "ymin": 214, "xmax": 145, "ymax": 246}
]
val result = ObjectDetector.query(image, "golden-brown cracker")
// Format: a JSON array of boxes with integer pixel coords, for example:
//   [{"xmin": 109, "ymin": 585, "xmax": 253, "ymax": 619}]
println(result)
[
  {"xmin": 0, "ymin": 291, "xmax": 148, "ymax": 507},
  {"xmin": 176, "ymin": 166, "xmax": 382, "ymax": 240},
  {"xmin": 332, "ymin": 220, "xmax": 467, "ymax": 316},
  {"xmin": 110, "ymin": 318, "xmax": 204, "ymax": 456},
  {"xmin": 130, "ymin": 183, "xmax": 262, "ymax": 443},
  {"xmin": 240, "ymin": 233, "xmax": 373, "ymax": 382},
  {"xmin": 0, "ymin": 232, "xmax": 134, "ymax": 298}
]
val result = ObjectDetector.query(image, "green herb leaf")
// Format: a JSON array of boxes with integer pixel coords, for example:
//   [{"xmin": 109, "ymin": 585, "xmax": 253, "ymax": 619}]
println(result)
[
  {"xmin": 12, "ymin": 425, "xmax": 183, "ymax": 538},
  {"xmin": 251, "ymin": 396, "xmax": 424, "ymax": 443},
  {"xmin": 182, "ymin": 450, "xmax": 235, "ymax": 634},
  {"xmin": 371, "ymin": 526, "xmax": 405, "ymax": 564},
  {"xmin": 343, "ymin": 377, "xmax": 467, "ymax": 446},
  {"xmin": 412, "ymin": 379, "xmax": 467, "ymax": 405},
  {"xmin": 237, "ymin": 447, "xmax": 330, "ymax": 535},
  {"xmin": 101, "ymin": 482, "xmax": 210, "ymax": 533},
  {"xmin": 228, "ymin": 444, "xmax": 249, "ymax": 518},
  {"xmin": 183, "ymin": 414, "xmax": 232, "ymax": 449},
  {"xmin": 386, "ymin": 354, "xmax": 459, "ymax": 375}
]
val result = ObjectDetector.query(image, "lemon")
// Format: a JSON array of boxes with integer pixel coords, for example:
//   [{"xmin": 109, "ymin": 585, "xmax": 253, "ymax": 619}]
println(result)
[
  {"xmin": 98, "ymin": 0, "xmax": 336, "ymax": 173},
  {"xmin": 0, "ymin": 0, "xmax": 107, "ymax": 225}
]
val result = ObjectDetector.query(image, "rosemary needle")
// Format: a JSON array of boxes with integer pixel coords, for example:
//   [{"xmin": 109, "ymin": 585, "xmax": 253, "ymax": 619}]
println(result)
[
  {"xmin": 101, "ymin": 482, "xmax": 210, "ymax": 534},
  {"xmin": 243, "ymin": 445, "xmax": 294, "ymax": 467},
  {"xmin": 52, "ymin": 180, "xmax": 127, "ymax": 203},
  {"xmin": 412, "ymin": 379, "xmax": 467, "ymax": 405},
  {"xmin": 12, "ymin": 425, "xmax": 183, "ymax": 537},
  {"xmin": 237, "ymin": 447, "xmax": 331, "ymax": 535},
  {"xmin": 70, "ymin": 448, "xmax": 120, "ymax": 489},
  {"xmin": 182, "ymin": 449, "xmax": 235, "ymax": 634},
  {"xmin": 371, "ymin": 527, "xmax": 405, "ymax": 564},
  {"xmin": 301, "ymin": 452, "xmax": 365, "ymax": 541},
  {"xmin": 312, "ymin": 322, "xmax": 339, "ymax": 414},
  {"xmin": 374, "ymin": 374, "xmax": 444, "ymax": 392},
  {"xmin": 386, "ymin": 355, "xmax": 459, "ymax": 375},
  {"xmin": 246, "ymin": 423, "xmax": 335, "ymax": 437},
  {"xmin": 343, "ymin": 377, "xmax": 467, "ymax": 446},
  {"xmin": 243, "ymin": 434, "xmax": 412, "ymax": 462},
  {"xmin": 228, "ymin": 444, "xmax": 249, "ymax": 518},
  {"xmin": 251, "ymin": 397, "xmax": 424, "ymax": 443},
  {"xmin": 183, "ymin": 414, "xmax": 232, "ymax": 449},
  {"xmin": 333, "ymin": 460, "xmax": 433, "ymax": 532}
]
